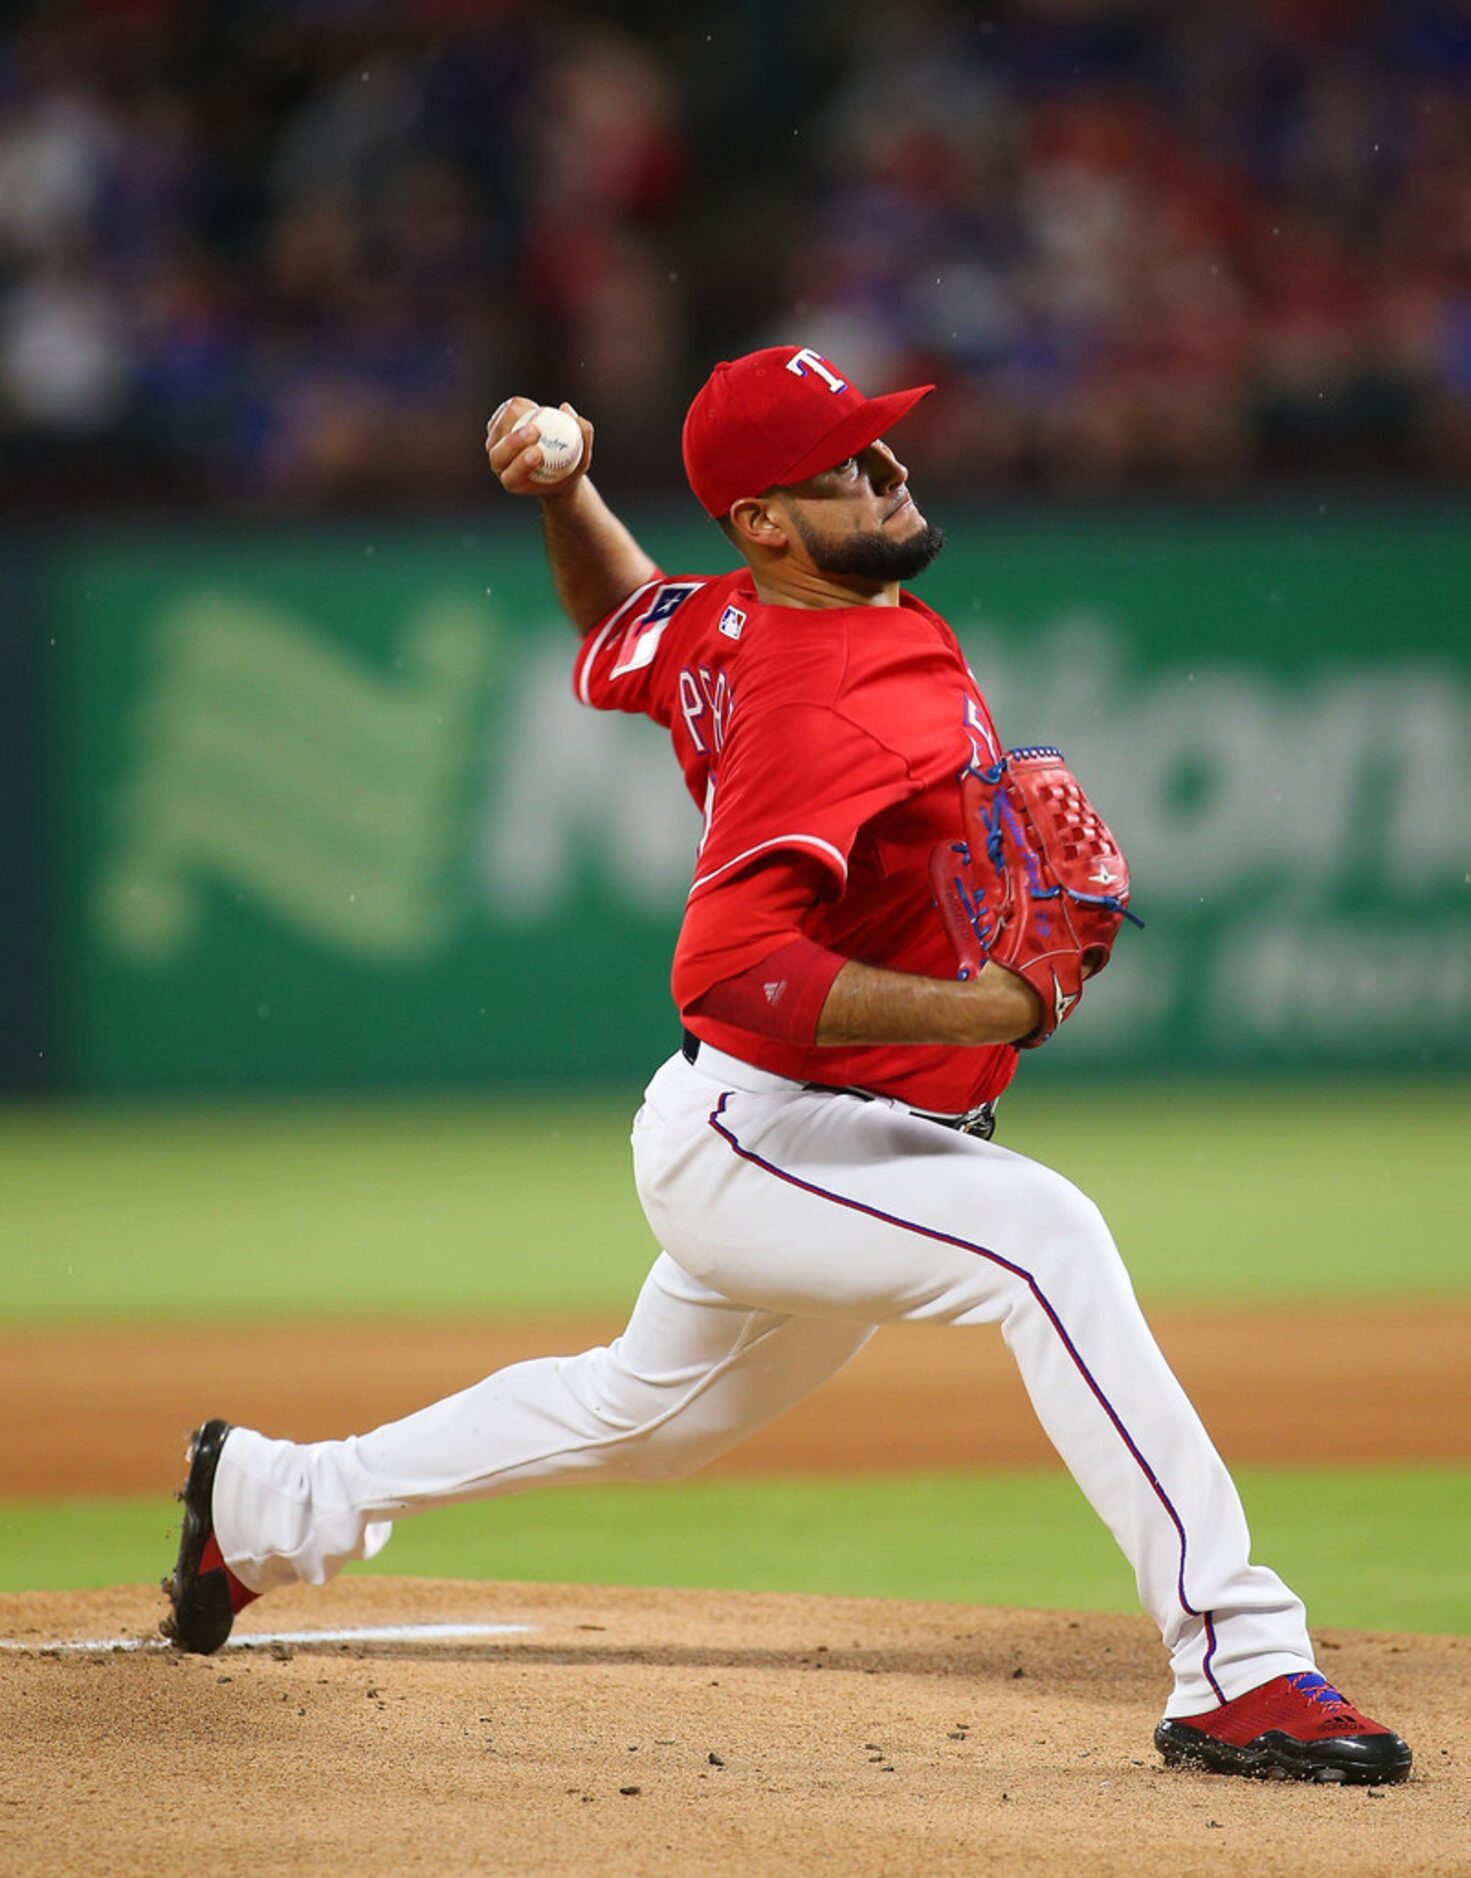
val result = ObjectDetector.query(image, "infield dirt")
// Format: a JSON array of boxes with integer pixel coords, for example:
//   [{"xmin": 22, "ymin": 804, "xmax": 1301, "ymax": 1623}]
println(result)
[
  {"xmin": 6, "ymin": 1304, "xmax": 1467, "ymax": 1873},
  {"xmin": 3, "ymin": 1577, "xmax": 1466, "ymax": 1877}
]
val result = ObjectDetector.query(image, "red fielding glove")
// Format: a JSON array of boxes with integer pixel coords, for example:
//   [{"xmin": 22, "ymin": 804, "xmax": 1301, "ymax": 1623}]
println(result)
[
  {"xmin": 929, "ymin": 763, "xmax": 1011, "ymax": 983},
  {"xmin": 1001, "ymin": 746, "xmax": 1139, "ymax": 979},
  {"xmin": 929, "ymin": 750, "xmax": 1141, "ymax": 1048}
]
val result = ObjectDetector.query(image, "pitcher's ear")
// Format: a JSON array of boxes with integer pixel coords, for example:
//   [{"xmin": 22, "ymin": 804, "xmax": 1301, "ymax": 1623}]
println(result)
[{"xmin": 728, "ymin": 495, "xmax": 791, "ymax": 553}]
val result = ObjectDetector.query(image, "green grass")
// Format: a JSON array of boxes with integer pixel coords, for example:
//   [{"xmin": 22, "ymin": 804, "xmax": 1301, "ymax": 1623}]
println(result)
[
  {"xmin": 0, "ymin": 1094, "xmax": 654, "ymax": 1322},
  {"xmin": 3, "ymin": 1467, "xmax": 1465, "ymax": 1637},
  {"xmin": 0, "ymin": 1079, "xmax": 1465, "ymax": 1323}
]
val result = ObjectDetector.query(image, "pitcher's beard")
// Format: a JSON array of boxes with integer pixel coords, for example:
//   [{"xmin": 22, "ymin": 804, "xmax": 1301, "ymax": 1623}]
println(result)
[{"xmin": 796, "ymin": 516, "xmax": 946, "ymax": 582}]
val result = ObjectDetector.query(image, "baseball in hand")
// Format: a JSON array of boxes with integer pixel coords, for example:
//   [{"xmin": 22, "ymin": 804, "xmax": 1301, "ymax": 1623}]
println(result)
[{"xmin": 523, "ymin": 405, "xmax": 584, "ymax": 484}]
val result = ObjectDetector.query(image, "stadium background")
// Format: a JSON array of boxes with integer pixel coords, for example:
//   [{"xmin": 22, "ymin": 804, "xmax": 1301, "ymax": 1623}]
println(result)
[{"xmin": 1, "ymin": 0, "xmax": 1466, "ymax": 1641}]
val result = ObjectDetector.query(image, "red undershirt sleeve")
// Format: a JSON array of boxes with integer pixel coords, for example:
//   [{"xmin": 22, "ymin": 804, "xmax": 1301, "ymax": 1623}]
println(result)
[{"xmin": 672, "ymin": 854, "xmax": 848, "ymax": 1045}]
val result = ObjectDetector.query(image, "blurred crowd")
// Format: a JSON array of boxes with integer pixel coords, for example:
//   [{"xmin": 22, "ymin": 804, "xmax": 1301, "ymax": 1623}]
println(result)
[{"xmin": 2, "ymin": 0, "xmax": 1470, "ymax": 512}]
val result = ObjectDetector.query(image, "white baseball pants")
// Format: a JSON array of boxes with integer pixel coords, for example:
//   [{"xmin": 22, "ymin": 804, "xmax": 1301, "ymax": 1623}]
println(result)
[{"xmin": 213, "ymin": 1043, "xmax": 1315, "ymax": 1715}]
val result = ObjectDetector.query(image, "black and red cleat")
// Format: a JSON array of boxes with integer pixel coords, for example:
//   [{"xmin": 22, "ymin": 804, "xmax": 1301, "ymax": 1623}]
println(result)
[
  {"xmin": 160, "ymin": 1419, "xmax": 259, "ymax": 1655},
  {"xmin": 1156, "ymin": 1671, "xmax": 1412, "ymax": 1785}
]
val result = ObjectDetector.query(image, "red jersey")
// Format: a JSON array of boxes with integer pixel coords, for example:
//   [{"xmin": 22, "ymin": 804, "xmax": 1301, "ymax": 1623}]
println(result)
[{"xmin": 573, "ymin": 568, "xmax": 1018, "ymax": 1112}]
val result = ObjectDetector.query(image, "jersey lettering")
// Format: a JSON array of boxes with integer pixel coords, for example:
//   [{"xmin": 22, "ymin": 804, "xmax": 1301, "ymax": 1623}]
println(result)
[
  {"xmin": 678, "ymin": 663, "xmax": 732, "ymax": 756},
  {"xmin": 784, "ymin": 347, "xmax": 848, "ymax": 394},
  {"xmin": 610, "ymin": 582, "xmax": 701, "ymax": 681},
  {"xmin": 678, "ymin": 669, "xmax": 707, "ymax": 753},
  {"xmin": 698, "ymin": 773, "xmax": 716, "ymax": 848},
  {"xmin": 960, "ymin": 694, "xmax": 1000, "ymax": 776}
]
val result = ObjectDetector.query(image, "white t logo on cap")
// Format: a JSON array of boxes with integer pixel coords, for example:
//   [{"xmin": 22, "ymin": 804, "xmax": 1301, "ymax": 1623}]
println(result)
[{"xmin": 785, "ymin": 348, "xmax": 847, "ymax": 393}]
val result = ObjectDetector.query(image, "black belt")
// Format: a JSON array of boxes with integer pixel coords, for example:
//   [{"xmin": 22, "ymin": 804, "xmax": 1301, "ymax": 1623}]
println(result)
[{"xmin": 680, "ymin": 1031, "xmax": 997, "ymax": 1141}]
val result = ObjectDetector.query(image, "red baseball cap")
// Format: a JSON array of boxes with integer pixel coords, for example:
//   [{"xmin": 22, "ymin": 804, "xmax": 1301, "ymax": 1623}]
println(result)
[{"xmin": 681, "ymin": 345, "xmax": 934, "ymax": 518}]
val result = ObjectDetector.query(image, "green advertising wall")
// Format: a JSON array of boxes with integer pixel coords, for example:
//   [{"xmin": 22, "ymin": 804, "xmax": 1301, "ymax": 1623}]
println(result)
[{"xmin": 25, "ymin": 505, "xmax": 1471, "ymax": 1091}]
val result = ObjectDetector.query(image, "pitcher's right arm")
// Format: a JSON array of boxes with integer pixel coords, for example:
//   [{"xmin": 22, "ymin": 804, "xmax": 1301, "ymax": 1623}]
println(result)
[{"xmin": 485, "ymin": 399, "xmax": 659, "ymax": 633}]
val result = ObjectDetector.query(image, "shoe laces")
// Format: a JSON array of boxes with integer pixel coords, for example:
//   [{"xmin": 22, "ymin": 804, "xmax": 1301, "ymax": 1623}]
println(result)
[{"xmin": 1286, "ymin": 1671, "xmax": 1353, "ymax": 1718}]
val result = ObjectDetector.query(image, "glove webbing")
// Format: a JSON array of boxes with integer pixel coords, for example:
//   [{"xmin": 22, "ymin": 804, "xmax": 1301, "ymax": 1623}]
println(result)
[{"xmin": 999, "ymin": 749, "xmax": 1144, "ymax": 930}]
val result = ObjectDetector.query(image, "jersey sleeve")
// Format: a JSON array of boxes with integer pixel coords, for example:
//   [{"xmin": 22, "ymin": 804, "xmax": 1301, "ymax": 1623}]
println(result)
[
  {"xmin": 689, "ymin": 700, "xmax": 914, "ymax": 903},
  {"xmin": 572, "ymin": 574, "xmax": 714, "ymax": 728},
  {"xmin": 672, "ymin": 851, "xmax": 842, "ymax": 1026}
]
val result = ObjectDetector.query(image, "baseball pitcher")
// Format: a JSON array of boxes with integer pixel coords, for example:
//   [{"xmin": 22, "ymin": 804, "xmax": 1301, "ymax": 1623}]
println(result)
[{"xmin": 162, "ymin": 347, "xmax": 1410, "ymax": 1787}]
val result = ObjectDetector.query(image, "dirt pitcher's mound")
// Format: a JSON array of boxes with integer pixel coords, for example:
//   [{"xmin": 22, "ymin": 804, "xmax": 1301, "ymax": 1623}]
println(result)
[{"xmin": 2, "ymin": 1580, "xmax": 1464, "ymax": 1877}]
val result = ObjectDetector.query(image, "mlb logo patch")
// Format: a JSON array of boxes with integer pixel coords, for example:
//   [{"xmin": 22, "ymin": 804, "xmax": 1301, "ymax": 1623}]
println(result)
[{"xmin": 718, "ymin": 605, "xmax": 746, "ymax": 641}]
